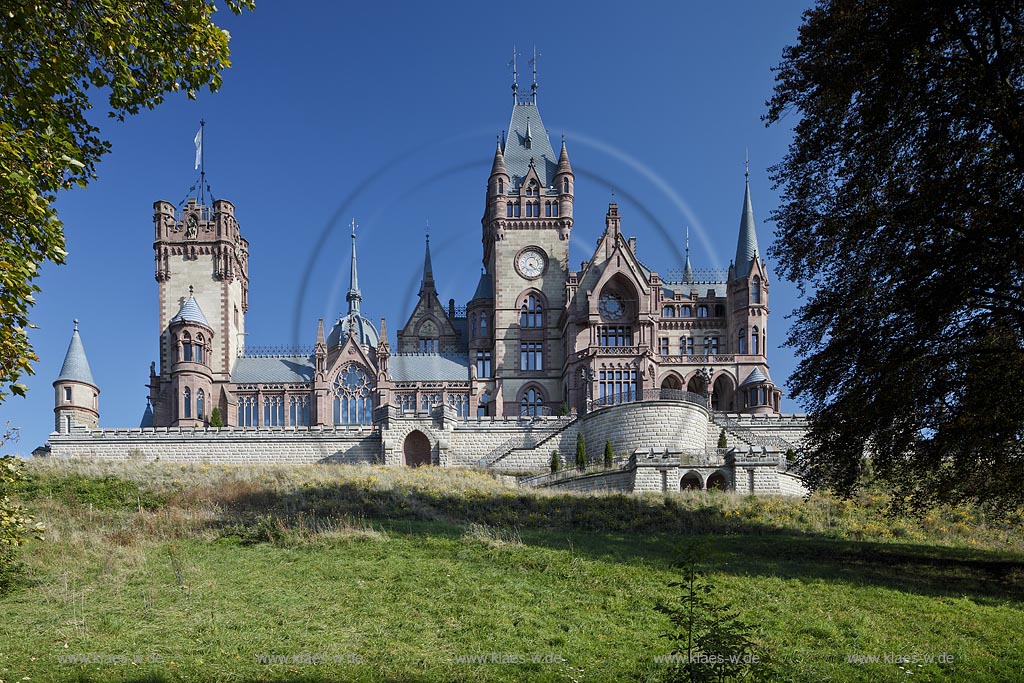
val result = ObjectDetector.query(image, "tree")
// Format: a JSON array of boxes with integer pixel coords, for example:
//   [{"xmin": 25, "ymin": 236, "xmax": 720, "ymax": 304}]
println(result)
[
  {"xmin": 766, "ymin": 1, "xmax": 1024, "ymax": 512},
  {"xmin": 655, "ymin": 542, "xmax": 762, "ymax": 682},
  {"xmin": 550, "ymin": 450, "xmax": 559, "ymax": 474},
  {"xmin": 1, "ymin": 427, "xmax": 45, "ymax": 593},
  {"xmin": 0, "ymin": 0, "xmax": 254, "ymax": 402},
  {"xmin": 209, "ymin": 406, "xmax": 223, "ymax": 428},
  {"xmin": 575, "ymin": 432, "xmax": 587, "ymax": 470},
  {"xmin": 717, "ymin": 429, "xmax": 727, "ymax": 450},
  {"xmin": 603, "ymin": 440, "xmax": 614, "ymax": 468}
]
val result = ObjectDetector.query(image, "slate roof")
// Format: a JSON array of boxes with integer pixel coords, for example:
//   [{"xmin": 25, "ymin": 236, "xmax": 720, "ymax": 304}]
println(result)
[
  {"xmin": 55, "ymin": 325, "xmax": 96, "ymax": 386},
  {"xmin": 170, "ymin": 295, "xmax": 211, "ymax": 327},
  {"xmin": 389, "ymin": 354, "xmax": 471, "ymax": 382},
  {"xmin": 326, "ymin": 314, "xmax": 380, "ymax": 348},
  {"xmin": 505, "ymin": 101, "xmax": 557, "ymax": 190},
  {"xmin": 734, "ymin": 178, "xmax": 761, "ymax": 279},
  {"xmin": 140, "ymin": 401, "xmax": 154, "ymax": 428},
  {"xmin": 471, "ymin": 271, "xmax": 494, "ymax": 301},
  {"xmin": 230, "ymin": 355, "xmax": 316, "ymax": 383},
  {"xmin": 740, "ymin": 367, "xmax": 772, "ymax": 386}
]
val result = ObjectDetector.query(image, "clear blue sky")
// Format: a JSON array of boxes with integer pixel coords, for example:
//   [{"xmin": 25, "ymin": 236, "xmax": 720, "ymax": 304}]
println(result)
[{"xmin": 3, "ymin": 1, "xmax": 813, "ymax": 452}]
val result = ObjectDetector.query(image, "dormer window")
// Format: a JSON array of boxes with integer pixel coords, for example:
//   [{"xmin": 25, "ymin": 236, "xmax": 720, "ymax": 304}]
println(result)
[
  {"xmin": 525, "ymin": 136, "xmax": 532, "ymax": 150},
  {"xmin": 526, "ymin": 181, "xmax": 538, "ymax": 197}
]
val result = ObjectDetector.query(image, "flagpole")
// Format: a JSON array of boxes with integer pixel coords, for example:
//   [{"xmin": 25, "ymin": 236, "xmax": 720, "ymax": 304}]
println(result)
[{"xmin": 199, "ymin": 119, "xmax": 206, "ymax": 205}]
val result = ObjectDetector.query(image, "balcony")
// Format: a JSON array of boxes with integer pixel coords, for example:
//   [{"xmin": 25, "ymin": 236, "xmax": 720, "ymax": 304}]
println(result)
[
  {"xmin": 659, "ymin": 354, "xmax": 735, "ymax": 364},
  {"xmin": 587, "ymin": 387, "xmax": 708, "ymax": 411}
]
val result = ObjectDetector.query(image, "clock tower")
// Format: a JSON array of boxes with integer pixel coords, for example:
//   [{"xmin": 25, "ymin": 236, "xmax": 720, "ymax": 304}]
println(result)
[{"xmin": 478, "ymin": 77, "xmax": 574, "ymax": 417}]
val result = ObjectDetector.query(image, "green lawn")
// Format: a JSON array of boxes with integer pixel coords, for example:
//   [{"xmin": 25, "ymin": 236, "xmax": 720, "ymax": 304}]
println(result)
[{"xmin": 1, "ymin": 461, "xmax": 1022, "ymax": 682}]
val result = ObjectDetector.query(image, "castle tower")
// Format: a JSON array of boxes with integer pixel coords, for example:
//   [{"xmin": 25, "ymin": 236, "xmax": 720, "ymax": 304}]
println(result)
[
  {"xmin": 152, "ymin": 196, "xmax": 249, "ymax": 384},
  {"xmin": 479, "ymin": 75, "xmax": 573, "ymax": 416},
  {"xmin": 727, "ymin": 168, "xmax": 780, "ymax": 413},
  {"xmin": 53, "ymin": 320, "xmax": 99, "ymax": 433}
]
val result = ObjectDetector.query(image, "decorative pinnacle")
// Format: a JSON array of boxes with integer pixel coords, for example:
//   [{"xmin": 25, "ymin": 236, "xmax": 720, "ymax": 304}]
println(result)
[
  {"xmin": 73, "ymin": 319, "xmax": 79, "ymax": 331},
  {"xmin": 745, "ymin": 148, "xmax": 750, "ymax": 180},
  {"xmin": 188, "ymin": 284, "xmax": 194, "ymax": 297},
  {"xmin": 351, "ymin": 217, "xmax": 357, "ymax": 236}
]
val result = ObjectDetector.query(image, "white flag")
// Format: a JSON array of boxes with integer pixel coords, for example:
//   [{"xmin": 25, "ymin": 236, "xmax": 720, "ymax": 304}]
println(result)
[{"xmin": 194, "ymin": 127, "xmax": 202, "ymax": 170}]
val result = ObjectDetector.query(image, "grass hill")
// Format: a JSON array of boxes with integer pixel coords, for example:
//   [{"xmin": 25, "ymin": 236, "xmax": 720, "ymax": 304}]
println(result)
[{"xmin": 1, "ymin": 461, "xmax": 1023, "ymax": 682}]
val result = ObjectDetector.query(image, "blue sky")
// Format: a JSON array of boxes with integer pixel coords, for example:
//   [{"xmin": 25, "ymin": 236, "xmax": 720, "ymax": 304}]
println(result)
[{"xmin": 3, "ymin": 1, "xmax": 813, "ymax": 451}]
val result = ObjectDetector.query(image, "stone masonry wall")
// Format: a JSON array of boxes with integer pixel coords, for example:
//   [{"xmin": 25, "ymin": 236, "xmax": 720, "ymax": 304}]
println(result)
[
  {"xmin": 48, "ymin": 426, "xmax": 379, "ymax": 465},
  {"xmin": 580, "ymin": 400, "xmax": 709, "ymax": 459}
]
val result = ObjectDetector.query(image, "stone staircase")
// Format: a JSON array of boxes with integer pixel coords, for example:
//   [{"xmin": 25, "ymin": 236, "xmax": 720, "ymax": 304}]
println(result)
[{"xmin": 477, "ymin": 417, "xmax": 577, "ymax": 469}]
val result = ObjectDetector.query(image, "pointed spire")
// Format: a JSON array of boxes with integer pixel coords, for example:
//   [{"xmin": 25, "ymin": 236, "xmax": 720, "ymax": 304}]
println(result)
[
  {"xmin": 556, "ymin": 135, "xmax": 572, "ymax": 176},
  {"xmin": 378, "ymin": 317, "xmax": 390, "ymax": 352},
  {"xmin": 734, "ymin": 161, "xmax": 762, "ymax": 280},
  {"xmin": 346, "ymin": 218, "xmax": 362, "ymax": 314},
  {"xmin": 490, "ymin": 137, "xmax": 508, "ymax": 178},
  {"xmin": 524, "ymin": 116, "xmax": 532, "ymax": 147},
  {"xmin": 140, "ymin": 398, "xmax": 154, "ymax": 428},
  {"xmin": 316, "ymin": 318, "xmax": 326, "ymax": 346},
  {"xmin": 684, "ymin": 226, "xmax": 694, "ymax": 283},
  {"xmin": 55, "ymin": 319, "xmax": 96, "ymax": 386},
  {"xmin": 420, "ymin": 227, "xmax": 435, "ymax": 293}
]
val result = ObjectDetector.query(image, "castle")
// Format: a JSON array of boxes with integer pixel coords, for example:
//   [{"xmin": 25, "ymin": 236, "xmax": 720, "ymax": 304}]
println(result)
[{"xmin": 47, "ymin": 76, "xmax": 807, "ymax": 495}]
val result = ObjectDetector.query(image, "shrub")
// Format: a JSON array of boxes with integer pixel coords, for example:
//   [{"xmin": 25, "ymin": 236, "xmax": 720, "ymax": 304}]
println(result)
[
  {"xmin": 576, "ymin": 432, "xmax": 586, "ymax": 470},
  {"xmin": 210, "ymin": 407, "xmax": 224, "ymax": 428},
  {"xmin": 718, "ymin": 428, "xmax": 728, "ymax": 449},
  {"xmin": 550, "ymin": 450, "xmax": 560, "ymax": 474},
  {"xmin": 785, "ymin": 448, "xmax": 796, "ymax": 463},
  {"xmin": 604, "ymin": 440, "xmax": 614, "ymax": 468},
  {"xmin": 557, "ymin": 403, "xmax": 569, "ymax": 417}
]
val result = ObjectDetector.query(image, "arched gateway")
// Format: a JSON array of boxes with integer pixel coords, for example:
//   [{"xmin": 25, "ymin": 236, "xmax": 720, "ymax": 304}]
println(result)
[{"xmin": 403, "ymin": 430, "xmax": 432, "ymax": 467}]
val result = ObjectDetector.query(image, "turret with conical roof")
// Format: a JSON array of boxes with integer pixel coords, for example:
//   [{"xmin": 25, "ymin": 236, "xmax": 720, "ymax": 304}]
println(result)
[
  {"xmin": 326, "ymin": 224, "xmax": 379, "ymax": 349},
  {"xmin": 53, "ymin": 320, "xmax": 99, "ymax": 433},
  {"xmin": 733, "ymin": 168, "xmax": 762, "ymax": 280}
]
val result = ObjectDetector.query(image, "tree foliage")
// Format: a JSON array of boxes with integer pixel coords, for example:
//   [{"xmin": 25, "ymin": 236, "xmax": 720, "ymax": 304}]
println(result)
[
  {"xmin": 575, "ymin": 432, "xmax": 586, "ymax": 470},
  {"xmin": 0, "ymin": 0, "xmax": 253, "ymax": 401},
  {"xmin": 1, "ymin": 427, "xmax": 44, "ymax": 593},
  {"xmin": 767, "ymin": 0, "xmax": 1024, "ymax": 511},
  {"xmin": 209, "ymin": 406, "xmax": 223, "ymax": 428}
]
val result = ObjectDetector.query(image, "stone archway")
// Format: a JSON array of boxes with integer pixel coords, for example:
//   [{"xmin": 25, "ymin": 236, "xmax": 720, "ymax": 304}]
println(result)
[
  {"xmin": 680, "ymin": 471, "xmax": 702, "ymax": 490},
  {"xmin": 706, "ymin": 471, "xmax": 729, "ymax": 491},
  {"xmin": 661, "ymin": 374, "xmax": 682, "ymax": 391},
  {"xmin": 711, "ymin": 375, "xmax": 736, "ymax": 412},
  {"xmin": 403, "ymin": 430, "xmax": 432, "ymax": 467}
]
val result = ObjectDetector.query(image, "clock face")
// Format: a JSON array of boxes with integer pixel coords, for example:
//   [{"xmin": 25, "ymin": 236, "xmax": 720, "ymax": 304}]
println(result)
[
  {"xmin": 599, "ymin": 293, "xmax": 626, "ymax": 320},
  {"xmin": 516, "ymin": 248, "xmax": 546, "ymax": 279}
]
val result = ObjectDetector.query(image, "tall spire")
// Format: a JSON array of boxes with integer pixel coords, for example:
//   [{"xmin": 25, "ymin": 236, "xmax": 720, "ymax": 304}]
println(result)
[
  {"xmin": 346, "ymin": 218, "xmax": 362, "ymax": 314},
  {"xmin": 734, "ymin": 159, "xmax": 762, "ymax": 280},
  {"xmin": 55, "ymin": 319, "xmax": 96, "ymax": 386},
  {"xmin": 420, "ymin": 226, "xmax": 435, "ymax": 293},
  {"xmin": 684, "ymin": 226, "xmax": 694, "ymax": 283}
]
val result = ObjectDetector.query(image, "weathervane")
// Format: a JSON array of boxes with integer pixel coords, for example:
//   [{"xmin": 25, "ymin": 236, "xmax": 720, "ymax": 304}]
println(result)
[
  {"xmin": 529, "ymin": 46, "xmax": 541, "ymax": 101},
  {"xmin": 509, "ymin": 46, "xmax": 520, "ymax": 101}
]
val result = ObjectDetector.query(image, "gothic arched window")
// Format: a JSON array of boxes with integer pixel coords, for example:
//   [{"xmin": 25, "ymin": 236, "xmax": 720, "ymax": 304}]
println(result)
[
  {"xmin": 182, "ymin": 331, "xmax": 193, "ymax": 362},
  {"xmin": 470, "ymin": 313, "xmax": 477, "ymax": 339},
  {"xmin": 183, "ymin": 386, "xmax": 192, "ymax": 418},
  {"xmin": 697, "ymin": 305, "xmax": 709, "ymax": 318},
  {"xmin": 520, "ymin": 387, "xmax": 544, "ymax": 417},
  {"xmin": 196, "ymin": 388, "xmax": 205, "ymax": 419},
  {"xmin": 545, "ymin": 201, "xmax": 551, "ymax": 217},
  {"xmin": 195, "ymin": 333, "xmax": 204, "ymax": 364},
  {"xmin": 552, "ymin": 201, "xmax": 559, "ymax": 216},
  {"xmin": 480, "ymin": 313, "xmax": 488, "ymax": 336},
  {"xmin": 333, "ymin": 365, "xmax": 373, "ymax": 425},
  {"xmin": 497, "ymin": 178, "xmax": 504, "ymax": 194},
  {"xmin": 513, "ymin": 203, "xmax": 521, "ymax": 217},
  {"xmin": 738, "ymin": 328, "xmax": 747, "ymax": 354},
  {"xmin": 520, "ymin": 294, "xmax": 543, "ymax": 328},
  {"xmin": 506, "ymin": 202, "xmax": 513, "ymax": 217},
  {"xmin": 752, "ymin": 276, "xmax": 762, "ymax": 304},
  {"xmin": 562, "ymin": 178, "xmax": 569, "ymax": 193},
  {"xmin": 751, "ymin": 326, "xmax": 760, "ymax": 355},
  {"xmin": 662, "ymin": 306, "xmax": 676, "ymax": 317},
  {"xmin": 681, "ymin": 305, "xmax": 692, "ymax": 317},
  {"xmin": 527, "ymin": 181, "xmax": 538, "ymax": 196}
]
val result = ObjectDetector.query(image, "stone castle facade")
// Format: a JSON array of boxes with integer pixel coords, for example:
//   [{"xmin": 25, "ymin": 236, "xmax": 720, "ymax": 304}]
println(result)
[{"xmin": 48, "ymin": 79, "xmax": 806, "ymax": 495}]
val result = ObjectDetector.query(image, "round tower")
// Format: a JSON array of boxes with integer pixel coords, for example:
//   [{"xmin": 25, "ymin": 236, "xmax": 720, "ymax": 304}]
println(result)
[
  {"xmin": 168, "ymin": 286, "xmax": 215, "ymax": 426},
  {"xmin": 53, "ymin": 320, "xmax": 99, "ymax": 433}
]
